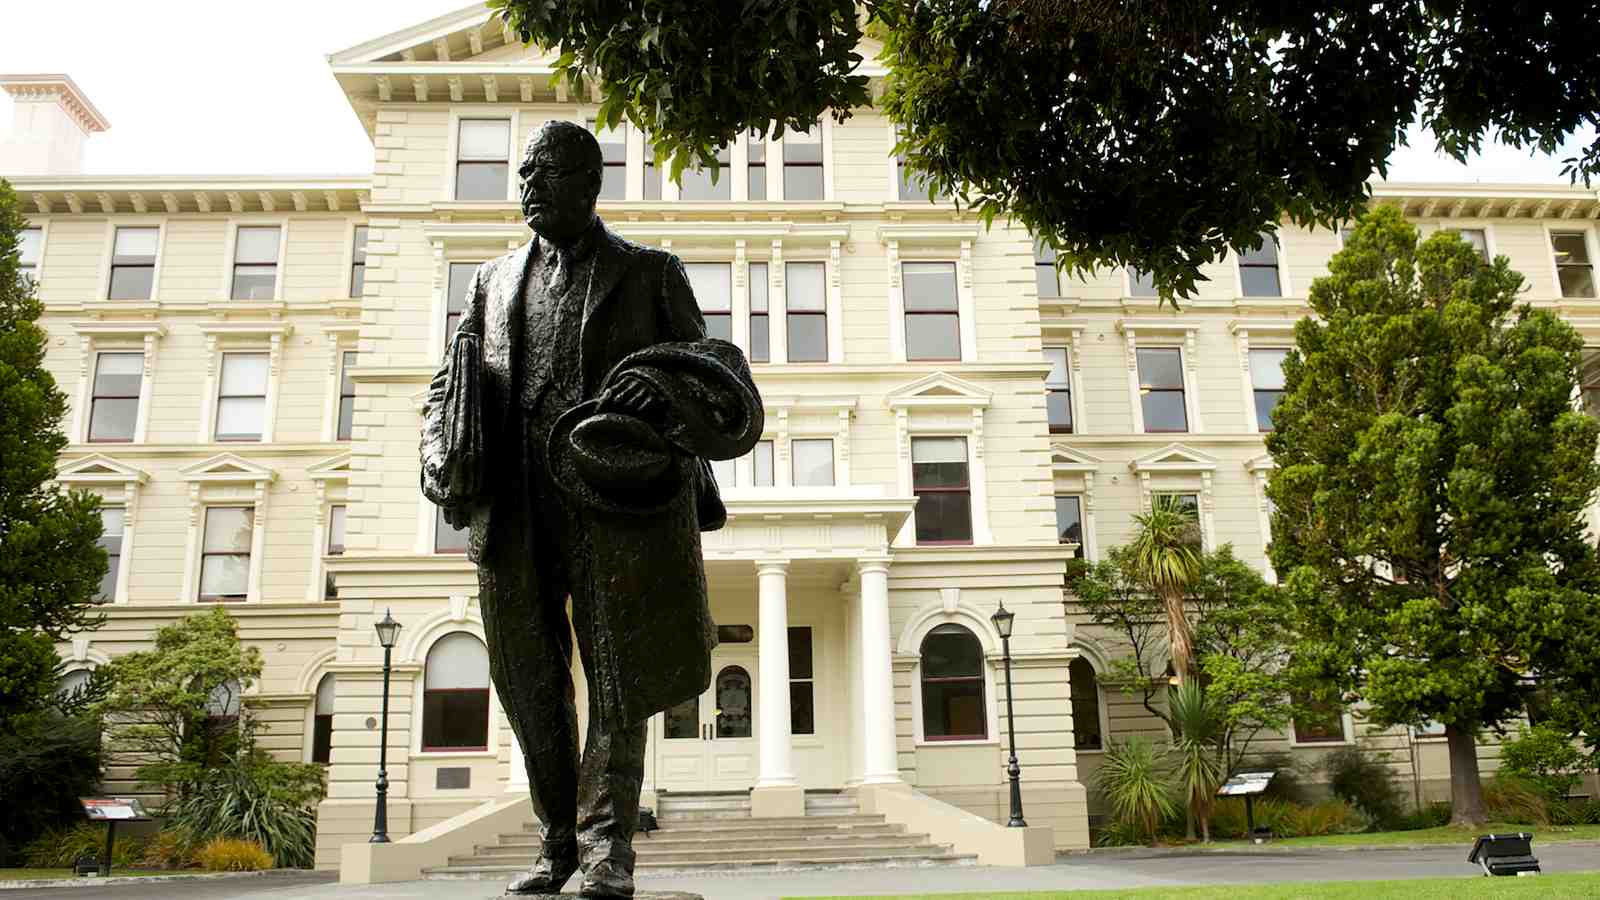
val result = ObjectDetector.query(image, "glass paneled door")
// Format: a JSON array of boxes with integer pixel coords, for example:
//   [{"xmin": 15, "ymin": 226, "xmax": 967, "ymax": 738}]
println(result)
[{"xmin": 651, "ymin": 650, "xmax": 759, "ymax": 790}]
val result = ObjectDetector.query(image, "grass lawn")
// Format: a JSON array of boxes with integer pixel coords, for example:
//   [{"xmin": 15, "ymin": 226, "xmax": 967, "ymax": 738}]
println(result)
[
  {"xmin": 1244, "ymin": 822, "xmax": 1600, "ymax": 849},
  {"xmin": 0, "ymin": 868, "xmax": 171, "ymax": 881},
  {"xmin": 794, "ymin": 871, "xmax": 1600, "ymax": 899}
]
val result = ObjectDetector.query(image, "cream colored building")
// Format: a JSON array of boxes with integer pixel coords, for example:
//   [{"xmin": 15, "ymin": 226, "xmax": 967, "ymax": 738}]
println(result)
[{"xmin": 9, "ymin": 4, "xmax": 1599, "ymax": 876}]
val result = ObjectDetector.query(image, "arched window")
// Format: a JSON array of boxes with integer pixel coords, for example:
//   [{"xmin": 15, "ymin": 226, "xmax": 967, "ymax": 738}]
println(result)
[
  {"xmin": 1069, "ymin": 657, "xmax": 1103, "ymax": 751},
  {"xmin": 312, "ymin": 674, "xmax": 335, "ymax": 764},
  {"xmin": 58, "ymin": 669, "xmax": 93, "ymax": 698},
  {"xmin": 423, "ymin": 633, "xmax": 490, "ymax": 751},
  {"xmin": 714, "ymin": 665, "xmax": 752, "ymax": 739},
  {"xmin": 919, "ymin": 624, "xmax": 987, "ymax": 740}
]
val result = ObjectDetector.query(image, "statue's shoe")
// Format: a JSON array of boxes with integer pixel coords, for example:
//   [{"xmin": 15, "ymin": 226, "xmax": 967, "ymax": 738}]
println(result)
[
  {"xmin": 578, "ymin": 856, "xmax": 635, "ymax": 898},
  {"xmin": 504, "ymin": 843, "xmax": 580, "ymax": 895}
]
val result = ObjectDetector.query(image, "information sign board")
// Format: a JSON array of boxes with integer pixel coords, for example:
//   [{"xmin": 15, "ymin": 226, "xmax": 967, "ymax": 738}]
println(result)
[
  {"xmin": 79, "ymin": 798, "xmax": 150, "ymax": 821},
  {"xmin": 1217, "ymin": 771, "xmax": 1275, "ymax": 797}
]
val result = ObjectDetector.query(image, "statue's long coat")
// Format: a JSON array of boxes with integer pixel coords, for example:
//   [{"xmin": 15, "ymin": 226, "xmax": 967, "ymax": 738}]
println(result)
[{"xmin": 421, "ymin": 221, "xmax": 762, "ymax": 725}]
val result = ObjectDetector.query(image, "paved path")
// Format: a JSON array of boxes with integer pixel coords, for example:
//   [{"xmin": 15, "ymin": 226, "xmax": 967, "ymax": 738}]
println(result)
[{"xmin": 5, "ymin": 842, "xmax": 1598, "ymax": 899}]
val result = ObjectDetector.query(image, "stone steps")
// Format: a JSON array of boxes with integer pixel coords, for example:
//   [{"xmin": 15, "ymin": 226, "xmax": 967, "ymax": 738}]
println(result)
[{"xmin": 421, "ymin": 791, "xmax": 976, "ymax": 879}]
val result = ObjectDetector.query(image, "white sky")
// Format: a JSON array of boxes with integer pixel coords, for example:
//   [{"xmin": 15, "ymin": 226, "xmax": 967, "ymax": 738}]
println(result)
[{"xmin": 3, "ymin": 1, "xmax": 1595, "ymax": 185}]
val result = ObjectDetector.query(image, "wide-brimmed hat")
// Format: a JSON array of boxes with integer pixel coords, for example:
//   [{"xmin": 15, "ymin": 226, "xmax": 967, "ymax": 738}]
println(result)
[{"xmin": 546, "ymin": 400, "xmax": 686, "ymax": 515}]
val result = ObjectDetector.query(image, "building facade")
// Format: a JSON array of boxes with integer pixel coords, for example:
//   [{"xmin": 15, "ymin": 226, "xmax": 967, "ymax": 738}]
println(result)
[{"xmin": 10, "ymin": 5, "xmax": 1600, "ymax": 872}]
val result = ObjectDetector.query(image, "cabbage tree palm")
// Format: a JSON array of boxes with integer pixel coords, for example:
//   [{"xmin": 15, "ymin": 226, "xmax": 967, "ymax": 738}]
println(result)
[
  {"xmin": 1168, "ymin": 681, "xmax": 1225, "ymax": 842},
  {"xmin": 1128, "ymin": 495, "xmax": 1203, "ymax": 683}
]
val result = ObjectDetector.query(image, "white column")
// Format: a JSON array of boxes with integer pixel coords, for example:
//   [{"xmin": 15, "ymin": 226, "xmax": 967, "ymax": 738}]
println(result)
[
  {"xmin": 858, "ymin": 557, "xmax": 901, "ymax": 784},
  {"xmin": 755, "ymin": 559, "xmax": 796, "ymax": 789}
]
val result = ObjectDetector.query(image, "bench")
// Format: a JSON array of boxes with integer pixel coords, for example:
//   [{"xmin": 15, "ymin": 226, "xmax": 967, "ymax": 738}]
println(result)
[{"xmin": 1467, "ymin": 832, "xmax": 1541, "ymax": 876}]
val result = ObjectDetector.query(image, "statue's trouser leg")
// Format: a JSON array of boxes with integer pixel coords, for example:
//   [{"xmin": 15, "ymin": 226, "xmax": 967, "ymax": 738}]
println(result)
[
  {"xmin": 478, "ymin": 508, "xmax": 580, "ymax": 852},
  {"xmin": 569, "ymin": 584, "xmax": 648, "ymax": 872}
]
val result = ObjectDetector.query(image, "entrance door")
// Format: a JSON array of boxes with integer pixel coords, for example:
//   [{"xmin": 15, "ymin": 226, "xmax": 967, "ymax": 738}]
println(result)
[{"xmin": 652, "ymin": 650, "xmax": 759, "ymax": 790}]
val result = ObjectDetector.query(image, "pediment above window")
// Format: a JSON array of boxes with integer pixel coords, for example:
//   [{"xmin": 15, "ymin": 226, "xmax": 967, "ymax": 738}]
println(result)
[
  {"xmin": 178, "ymin": 453, "xmax": 277, "ymax": 485},
  {"xmin": 886, "ymin": 372, "xmax": 992, "ymax": 411},
  {"xmin": 308, "ymin": 452, "xmax": 353, "ymax": 482},
  {"xmin": 1128, "ymin": 443, "xmax": 1219, "ymax": 475},
  {"xmin": 1050, "ymin": 444, "xmax": 1103, "ymax": 474},
  {"xmin": 57, "ymin": 454, "xmax": 150, "ymax": 486}
]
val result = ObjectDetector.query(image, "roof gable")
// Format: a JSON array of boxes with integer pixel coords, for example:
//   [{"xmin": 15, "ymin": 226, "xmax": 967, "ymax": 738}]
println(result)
[
  {"xmin": 1050, "ymin": 444, "xmax": 1103, "ymax": 473},
  {"xmin": 307, "ymin": 452, "xmax": 353, "ymax": 482}
]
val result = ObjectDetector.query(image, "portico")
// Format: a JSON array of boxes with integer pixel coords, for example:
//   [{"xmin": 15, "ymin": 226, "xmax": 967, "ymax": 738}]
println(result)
[{"xmin": 645, "ymin": 490, "xmax": 915, "ymax": 816}]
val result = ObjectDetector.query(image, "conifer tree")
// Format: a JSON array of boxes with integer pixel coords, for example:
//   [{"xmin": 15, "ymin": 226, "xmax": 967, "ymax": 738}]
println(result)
[{"xmin": 1267, "ymin": 205, "xmax": 1600, "ymax": 825}]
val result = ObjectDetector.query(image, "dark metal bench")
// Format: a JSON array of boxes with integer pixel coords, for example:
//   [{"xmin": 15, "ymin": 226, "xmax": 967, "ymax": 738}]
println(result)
[{"xmin": 1467, "ymin": 832, "xmax": 1541, "ymax": 876}]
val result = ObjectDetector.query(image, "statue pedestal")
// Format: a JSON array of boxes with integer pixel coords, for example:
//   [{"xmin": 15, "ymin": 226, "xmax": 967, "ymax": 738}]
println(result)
[{"xmin": 504, "ymin": 894, "xmax": 704, "ymax": 899}]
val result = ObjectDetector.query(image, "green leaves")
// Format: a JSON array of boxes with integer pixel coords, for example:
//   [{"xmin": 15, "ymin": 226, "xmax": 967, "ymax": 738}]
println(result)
[
  {"xmin": 496, "ymin": 1, "xmax": 1600, "ymax": 299},
  {"xmin": 0, "ymin": 178, "xmax": 107, "ymax": 723},
  {"xmin": 1268, "ymin": 205, "xmax": 1600, "ymax": 753}
]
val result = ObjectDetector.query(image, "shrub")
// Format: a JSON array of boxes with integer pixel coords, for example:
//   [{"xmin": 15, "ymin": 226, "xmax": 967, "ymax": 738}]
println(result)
[
  {"xmin": 1398, "ymin": 801, "xmax": 1453, "ymax": 830},
  {"xmin": 1484, "ymin": 774, "xmax": 1551, "ymax": 825},
  {"xmin": 1093, "ymin": 818, "xmax": 1146, "ymax": 847},
  {"xmin": 1235, "ymin": 751, "xmax": 1315, "ymax": 804},
  {"xmin": 1096, "ymin": 736, "xmax": 1178, "ymax": 844},
  {"xmin": 1322, "ymin": 746, "xmax": 1406, "ymax": 829},
  {"xmin": 22, "ymin": 822, "xmax": 147, "ymax": 869},
  {"xmin": 195, "ymin": 837, "xmax": 273, "ymax": 872},
  {"xmin": 1285, "ymin": 799, "xmax": 1366, "ymax": 837},
  {"xmin": 1499, "ymin": 725, "xmax": 1590, "ymax": 801},
  {"xmin": 0, "ymin": 712, "xmax": 105, "ymax": 862},
  {"xmin": 1576, "ymin": 798, "xmax": 1600, "ymax": 825},
  {"xmin": 164, "ymin": 748, "xmax": 324, "ymax": 869},
  {"xmin": 138, "ymin": 827, "xmax": 200, "ymax": 870}
]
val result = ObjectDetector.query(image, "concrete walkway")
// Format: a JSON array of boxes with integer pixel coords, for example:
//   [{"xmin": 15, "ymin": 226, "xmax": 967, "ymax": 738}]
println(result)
[{"xmin": 5, "ymin": 842, "xmax": 1598, "ymax": 899}]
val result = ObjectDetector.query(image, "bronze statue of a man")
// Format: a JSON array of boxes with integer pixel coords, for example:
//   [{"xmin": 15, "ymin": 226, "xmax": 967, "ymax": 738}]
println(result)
[{"xmin": 421, "ymin": 121, "xmax": 763, "ymax": 897}]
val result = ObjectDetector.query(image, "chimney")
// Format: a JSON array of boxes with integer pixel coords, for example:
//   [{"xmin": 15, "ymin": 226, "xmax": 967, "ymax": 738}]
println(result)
[{"xmin": 0, "ymin": 74, "xmax": 110, "ymax": 176}]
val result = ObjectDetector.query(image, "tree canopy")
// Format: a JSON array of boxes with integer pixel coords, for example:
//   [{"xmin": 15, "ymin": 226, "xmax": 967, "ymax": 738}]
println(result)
[
  {"xmin": 0, "ymin": 178, "xmax": 106, "ymax": 724},
  {"xmin": 1266, "ymin": 204, "xmax": 1600, "ymax": 824},
  {"xmin": 492, "ymin": 0, "xmax": 1600, "ymax": 297}
]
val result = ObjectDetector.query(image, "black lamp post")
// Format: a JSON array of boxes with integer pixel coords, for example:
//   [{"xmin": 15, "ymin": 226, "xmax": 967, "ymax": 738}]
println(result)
[
  {"xmin": 990, "ymin": 600, "xmax": 1027, "ymax": 828},
  {"xmin": 371, "ymin": 608, "xmax": 402, "ymax": 843}
]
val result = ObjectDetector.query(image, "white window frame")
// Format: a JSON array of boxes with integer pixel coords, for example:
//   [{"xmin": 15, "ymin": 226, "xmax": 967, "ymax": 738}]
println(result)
[
  {"xmin": 427, "ymin": 241, "xmax": 496, "ymax": 361},
  {"xmin": 1118, "ymin": 320, "xmax": 1204, "ymax": 434},
  {"xmin": 308, "ymin": 452, "xmax": 351, "ymax": 602},
  {"xmin": 1043, "ymin": 343, "xmax": 1082, "ymax": 436},
  {"xmin": 55, "ymin": 454, "xmax": 149, "ymax": 605},
  {"xmin": 68, "ymin": 322, "xmax": 165, "ymax": 444},
  {"xmin": 321, "ymin": 325, "xmax": 360, "ymax": 442},
  {"xmin": 884, "ymin": 236, "xmax": 978, "ymax": 363},
  {"xmin": 1545, "ymin": 223, "xmax": 1599, "ymax": 300},
  {"xmin": 98, "ymin": 220, "xmax": 166, "ymax": 302},
  {"xmin": 445, "ymin": 111, "xmax": 520, "ymax": 203},
  {"xmin": 220, "ymin": 218, "xmax": 290, "ymax": 302},
  {"xmin": 774, "ymin": 118, "xmax": 833, "ymax": 202},
  {"xmin": 896, "ymin": 603, "xmax": 1004, "ymax": 748},
  {"xmin": 1233, "ymin": 230, "xmax": 1293, "ymax": 299},
  {"xmin": 753, "ymin": 398, "xmax": 855, "ymax": 490},
  {"xmin": 346, "ymin": 221, "xmax": 370, "ymax": 299},
  {"xmin": 1051, "ymin": 445, "xmax": 1102, "ymax": 561},
  {"xmin": 18, "ymin": 220, "xmax": 48, "ymax": 288},
  {"xmin": 888, "ymin": 374, "xmax": 994, "ymax": 547},
  {"xmin": 178, "ymin": 454, "xmax": 277, "ymax": 604},
  {"xmin": 1230, "ymin": 320, "xmax": 1297, "ymax": 435},
  {"xmin": 1129, "ymin": 443, "xmax": 1219, "ymax": 553},
  {"xmin": 1068, "ymin": 645, "xmax": 1113, "ymax": 755},
  {"xmin": 776, "ymin": 247, "xmax": 844, "ymax": 364},
  {"xmin": 197, "ymin": 322, "xmax": 291, "ymax": 444},
  {"xmin": 1246, "ymin": 454, "xmax": 1277, "ymax": 583},
  {"xmin": 411, "ymin": 627, "xmax": 501, "ymax": 759},
  {"xmin": 1289, "ymin": 703, "xmax": 1356, "ymax": 748}
]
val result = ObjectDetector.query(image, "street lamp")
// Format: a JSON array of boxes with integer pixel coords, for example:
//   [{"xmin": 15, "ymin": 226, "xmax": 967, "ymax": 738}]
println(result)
[
  {"xmin": 990, "ymin": 600, "xmax": 1027, "ymax": 828},
  {"xmin": 371, "ymin": 608, "xmax": 402, "ymax": 844}
]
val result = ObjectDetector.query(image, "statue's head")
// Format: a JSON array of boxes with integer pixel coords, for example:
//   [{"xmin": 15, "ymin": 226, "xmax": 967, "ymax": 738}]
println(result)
[{"xmin": 518, "ymin": 120, "xmax": 604, "ymax": 242}]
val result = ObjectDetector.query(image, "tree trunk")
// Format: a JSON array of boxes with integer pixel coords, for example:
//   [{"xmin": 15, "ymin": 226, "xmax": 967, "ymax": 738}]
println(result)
[
  {"xmin": 1445, "ymin": 723, "xmax": 1488, "ymax": 827},
  {"xmin": 1163, "ymin": 588, "xmax": 1195, "ymax": 683}
]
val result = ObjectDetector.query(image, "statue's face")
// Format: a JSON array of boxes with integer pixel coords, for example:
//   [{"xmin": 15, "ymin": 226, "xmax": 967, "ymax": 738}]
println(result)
[{"xmin": 518, "ymin": 132, "xmax": 600, "ymax": 242}]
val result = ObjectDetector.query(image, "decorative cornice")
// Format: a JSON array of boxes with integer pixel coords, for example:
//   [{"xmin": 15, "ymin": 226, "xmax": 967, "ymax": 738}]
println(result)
[{"xmin": 0, "ymin": 74, "xmax": 110, "ymax": 133}]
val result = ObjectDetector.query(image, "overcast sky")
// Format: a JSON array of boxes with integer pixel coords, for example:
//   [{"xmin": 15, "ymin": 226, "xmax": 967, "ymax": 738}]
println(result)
[{"xmin": 4, "ymin": 1, "xmax": 1595, "ymax": 185}]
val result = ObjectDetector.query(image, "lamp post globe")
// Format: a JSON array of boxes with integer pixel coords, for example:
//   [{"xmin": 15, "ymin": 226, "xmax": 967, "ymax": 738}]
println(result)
[
  {"xmin": 371, "ymin": 608, "xmax": 402, "ymax": 843},
  {"xmin": 992, "ymin": 601, "xmax": 1026, "ymax": 827}
]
